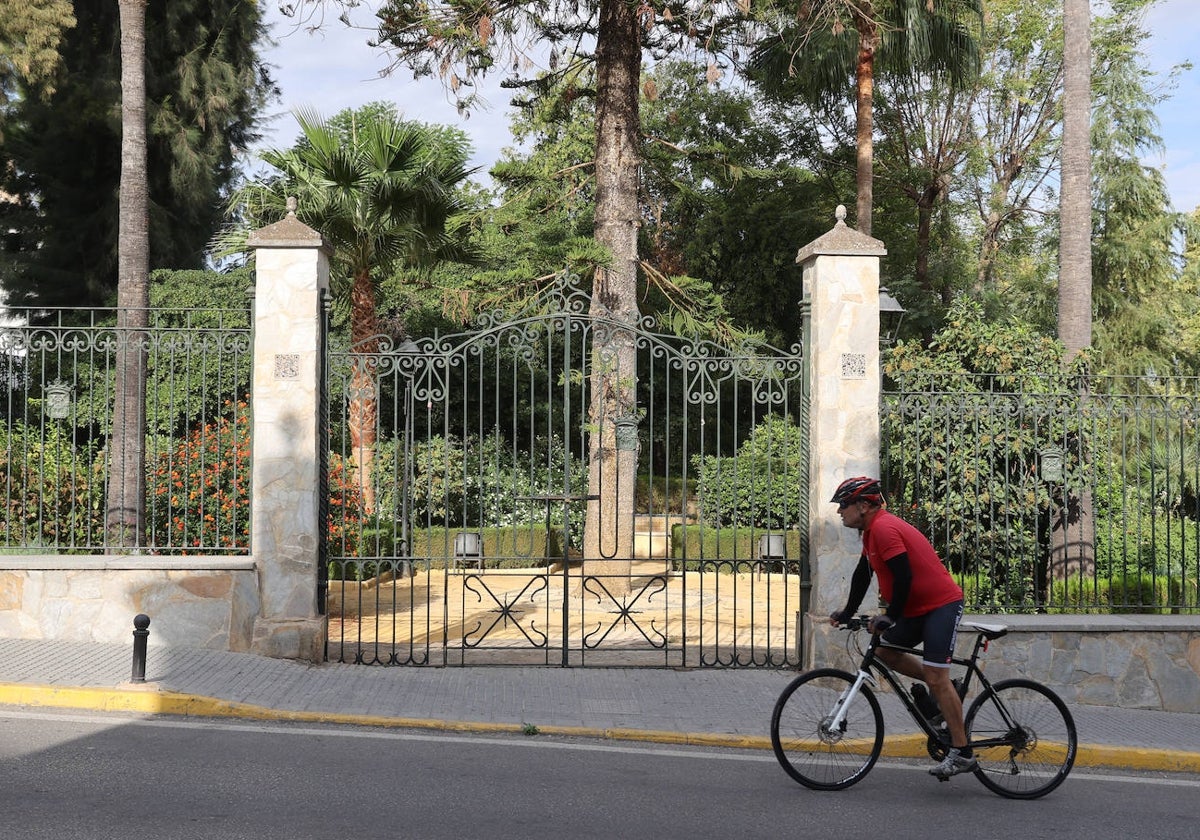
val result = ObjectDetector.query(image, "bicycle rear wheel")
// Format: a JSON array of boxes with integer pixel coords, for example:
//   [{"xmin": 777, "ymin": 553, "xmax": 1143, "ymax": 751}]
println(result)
[
  {"xmin": 770, "ymin": 668, "xmax": 884, "ymax": 791},
  {"xmin": 965, "ymin": 678, "xmax": 1077, "ymax": 799}
]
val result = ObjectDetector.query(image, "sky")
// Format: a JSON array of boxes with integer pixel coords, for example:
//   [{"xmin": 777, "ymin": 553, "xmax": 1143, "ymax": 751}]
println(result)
[{"xmin": 254, "ymin": 0, "xmax": 1200, "ymax": 212}]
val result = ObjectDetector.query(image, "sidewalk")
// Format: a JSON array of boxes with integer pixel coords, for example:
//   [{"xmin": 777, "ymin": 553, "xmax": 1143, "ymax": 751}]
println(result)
[{"xmin": 0, "ymin": 637, "xmax": 1197, "ymax": 773}]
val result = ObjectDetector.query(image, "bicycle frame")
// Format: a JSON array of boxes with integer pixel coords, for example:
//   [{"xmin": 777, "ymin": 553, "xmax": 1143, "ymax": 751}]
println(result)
[{"xmin": 832, "ymin": 618, "xmax": 1018, "ymax": 753}]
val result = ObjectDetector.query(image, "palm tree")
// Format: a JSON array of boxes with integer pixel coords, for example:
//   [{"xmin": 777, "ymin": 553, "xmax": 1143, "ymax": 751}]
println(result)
[
  {"xmin": 750, "ymin": 0, "xmax": 982, "ymax": 236},
  {"xmin": 108, "ymin": 0, "xmax": 150, "ymax": 547},
  {"xmin": 1059, "ymin": 0, "xmax": 1092, "ymax": 358},
  {"xmin": 1052, "ymin": 0, "xmax": 1095, "ymax": 582},
  {"xmin": 229, "ymin": 107, "xmax": 478, "ymax": 512}
]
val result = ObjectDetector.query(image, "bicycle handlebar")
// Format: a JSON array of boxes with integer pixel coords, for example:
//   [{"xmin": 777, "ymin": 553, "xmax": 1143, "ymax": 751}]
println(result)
[{"xmin": 835, "ymin": 615, "xmax": 873, "ymax": 632}]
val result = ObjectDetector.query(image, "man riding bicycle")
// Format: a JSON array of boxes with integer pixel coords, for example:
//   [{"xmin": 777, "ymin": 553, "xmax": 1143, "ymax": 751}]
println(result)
[{"xmin": 827, "ymin": 476, "xmax": 977, "ymax": 779}]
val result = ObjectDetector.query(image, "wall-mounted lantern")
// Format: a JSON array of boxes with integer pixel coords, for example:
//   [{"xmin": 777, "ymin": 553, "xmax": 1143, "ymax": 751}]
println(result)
[{"xmin": 879, "ymin": 286, "xmax": 906, "ymax": 346}]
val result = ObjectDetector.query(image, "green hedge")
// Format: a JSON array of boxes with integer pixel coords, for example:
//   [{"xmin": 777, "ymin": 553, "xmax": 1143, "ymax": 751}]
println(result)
[
  {"xmin": 409, "ymin": 526, "xmax": 563, "ymax": 567},
  {"xmin": 955, "ymin": 569, "xmax": 1200, "ymax": 614},
  {"xmin": 670, "ymin": 524, "xmax": 803, "ymax": 569},
  {"xmin": 329, "ymin": 524, "xmax": 564, "ymax": 579},
  {"xmin": 1047, "ymin": 574, "xmax": 1200, "ymax": 614}
]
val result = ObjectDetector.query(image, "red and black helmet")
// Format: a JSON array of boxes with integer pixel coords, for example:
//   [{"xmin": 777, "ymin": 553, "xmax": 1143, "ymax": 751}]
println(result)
[{"xmin": 830, "ymin": 476, "xmax": 883, "ymax": 506}]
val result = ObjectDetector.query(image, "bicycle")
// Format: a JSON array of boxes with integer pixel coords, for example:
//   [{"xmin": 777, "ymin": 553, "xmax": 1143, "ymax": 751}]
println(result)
[{"xmin": 770, "ymin": 616, "xmax": 1077, "ymax": 799}]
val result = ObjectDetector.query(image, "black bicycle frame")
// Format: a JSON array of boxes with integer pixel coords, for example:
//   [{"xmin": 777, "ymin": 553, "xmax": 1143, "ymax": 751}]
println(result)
[{"xmin": 854, "ymin": 627, "xmax": 1022, "ymax": 752}]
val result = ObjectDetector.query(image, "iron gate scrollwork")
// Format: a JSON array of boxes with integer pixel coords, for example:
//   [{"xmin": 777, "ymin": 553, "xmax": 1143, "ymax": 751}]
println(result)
[{"xmin": 324, "ymin": 272, "xmax": 808, "ymax": 667}]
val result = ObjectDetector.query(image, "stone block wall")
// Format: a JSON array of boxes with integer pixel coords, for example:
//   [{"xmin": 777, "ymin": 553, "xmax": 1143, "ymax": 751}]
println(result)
[{"xmin": 0, "ymin": 557, "xmax": 258, "ymax": 649}]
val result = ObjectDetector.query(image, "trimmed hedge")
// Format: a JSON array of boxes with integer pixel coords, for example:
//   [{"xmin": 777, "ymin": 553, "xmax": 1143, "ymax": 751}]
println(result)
[
  {"xmin": 670, "ymin": 524, "xmax": 803, "ymax": 570},
  {"xmin": 409, "ymin": 526, "xmax": 563, "ymax": 567},
  {"xmin": 329, "ymin": 524, "xmax": 564, "ymax": 579},
  {"xmin": 1047, "ymin": 574, "xmax": 1200, "ymax": 614}
]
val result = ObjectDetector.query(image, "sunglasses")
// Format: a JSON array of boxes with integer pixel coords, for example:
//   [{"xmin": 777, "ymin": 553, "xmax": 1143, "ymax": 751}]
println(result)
[{"xmin": 838, "ymin": 501, "xmax": 854, "ymax": 511}]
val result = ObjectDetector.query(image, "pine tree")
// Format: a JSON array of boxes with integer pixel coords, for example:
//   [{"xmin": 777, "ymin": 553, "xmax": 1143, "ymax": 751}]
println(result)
[{"xmin": 1, "ymin": 0, "xmax": 274, "ymax": 307}]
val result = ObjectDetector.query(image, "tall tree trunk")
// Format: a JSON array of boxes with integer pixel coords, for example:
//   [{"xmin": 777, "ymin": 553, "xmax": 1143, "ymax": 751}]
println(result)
[
  {"xmin": 852, "ymin": 6, "xmax": 879, "ymax": 236},
  {"xmin": 348, "ymin": 268, "xmax": 380, "ymax": 515},
  {"xmin": 915, "ymin": 186, "xmax": 939, "ymax": 302},
  {"xmin": 1059, "ymin": 0, "xmax": 1092, "ymax": 358},
  {"xmin": 584, "ymin": 0, "xmax": 641, "ymax": 592},
  {"xmin": 1051, "ymin": 0, "xmax": 1095, "ymax": 583},
  {"xmin": 107, "ymin": 0, "xmax": 149, "ymax": 548}
]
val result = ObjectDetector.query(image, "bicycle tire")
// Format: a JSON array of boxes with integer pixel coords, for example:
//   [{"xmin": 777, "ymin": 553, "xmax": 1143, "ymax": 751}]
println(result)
[
  {"xmin": 965, "ymin": 678, "xmax": 1077, "ymax": 799},
  {"xmin": 770, "ymin": 668, "xmax": 884, "ymax": 791}
]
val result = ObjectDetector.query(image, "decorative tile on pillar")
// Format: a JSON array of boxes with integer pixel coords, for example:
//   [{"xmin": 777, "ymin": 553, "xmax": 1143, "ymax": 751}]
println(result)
[
  {"xmin": 273, "ymin": 354, "xmax": 301, "ymax": 380},
  {"xmin": 840, "ymin": 353, "xmax": 867, "ymax": 379}
]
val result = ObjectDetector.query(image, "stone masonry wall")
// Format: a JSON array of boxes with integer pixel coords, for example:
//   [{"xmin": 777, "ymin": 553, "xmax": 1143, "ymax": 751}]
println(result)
[{"xmin": 0, "ymin": 558, "xmax": 258, "ymax": 650}]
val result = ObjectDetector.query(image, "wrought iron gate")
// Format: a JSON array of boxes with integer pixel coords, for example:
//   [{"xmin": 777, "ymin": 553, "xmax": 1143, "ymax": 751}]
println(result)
[{"xmin": 324, "ymin": 273, "xmax": 808, "ymax": 666}]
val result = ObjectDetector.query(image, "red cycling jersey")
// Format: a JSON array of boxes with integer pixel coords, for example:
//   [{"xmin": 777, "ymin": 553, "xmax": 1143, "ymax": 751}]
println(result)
[{"xmin": 861, "ymin": 508, "xmax": 962, "ymax": 617}]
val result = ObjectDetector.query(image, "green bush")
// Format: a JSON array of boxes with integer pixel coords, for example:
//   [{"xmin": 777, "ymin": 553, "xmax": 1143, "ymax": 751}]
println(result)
[
  {"xmin": 373, "ymin": 431, "xmax": 588, "ymax": 544},
  {"xmin": 954, "ymin": 570, "xmax": 1037, "ymax": 614},
  {"xmin": 1094, "ymin": 507, "xmax": 1200, "ymax": 581},
  {"xmin": 882, "ymin": 299, "xmax": 1087, "ymax": 597},
  {"xmin": 0, "ymin": 420, "xmax": 104, "ymax": 548},
  {"xmin": 1047, "ymin": 574, "xmax": 1199, "ymax": 614},
  {"xmin": 692, "ymin": 414, "xmax": 804, "ymax": 528}
]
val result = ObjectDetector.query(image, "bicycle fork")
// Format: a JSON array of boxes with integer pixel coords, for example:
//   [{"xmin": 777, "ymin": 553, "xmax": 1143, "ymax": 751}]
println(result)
[{"xmin": 825, "ymin": 669, "xmax": 876, "ymax": 737}]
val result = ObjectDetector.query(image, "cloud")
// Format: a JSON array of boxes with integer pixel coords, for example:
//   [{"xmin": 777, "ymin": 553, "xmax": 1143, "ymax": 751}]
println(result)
[{"xmin": 255, "ymin": 4, "xmax": 518, "ymax": 183}]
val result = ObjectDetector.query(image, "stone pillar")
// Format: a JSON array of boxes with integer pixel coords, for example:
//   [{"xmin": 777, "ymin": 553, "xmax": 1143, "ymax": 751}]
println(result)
[
  {"xmin": 796, "ymin": 206, "xmax": 887, "ymax": 667},
  {"xmin": 245, "ymin": 205, "xmax": 330, "ymax": 662}
]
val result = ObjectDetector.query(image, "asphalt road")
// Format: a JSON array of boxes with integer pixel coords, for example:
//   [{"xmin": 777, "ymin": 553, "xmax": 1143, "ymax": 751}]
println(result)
[{"xmin": 1, "ymin": 709, "xmax": 1196, "ymax": 840}]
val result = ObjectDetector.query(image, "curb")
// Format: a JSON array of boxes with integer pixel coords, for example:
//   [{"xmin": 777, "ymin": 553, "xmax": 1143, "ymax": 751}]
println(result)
[{"xmin": 2, "ymin": 682, "xmax": 1197, "ymax": 774}]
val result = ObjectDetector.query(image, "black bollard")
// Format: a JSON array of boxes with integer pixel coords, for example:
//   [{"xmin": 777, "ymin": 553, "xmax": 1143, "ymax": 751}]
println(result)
[{"xmin": 131, "ymin": 614, "xmax": 150, "ymax": 683}]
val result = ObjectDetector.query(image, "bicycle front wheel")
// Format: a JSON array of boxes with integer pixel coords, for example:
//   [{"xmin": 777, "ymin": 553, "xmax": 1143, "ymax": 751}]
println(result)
[
  {"xmin": 966, "ymin": 678, "xmax": 1077, "ymax": 799},
  {"xmin": 770, "ymin": 668, "xmax": 884, "ymax": 791}
]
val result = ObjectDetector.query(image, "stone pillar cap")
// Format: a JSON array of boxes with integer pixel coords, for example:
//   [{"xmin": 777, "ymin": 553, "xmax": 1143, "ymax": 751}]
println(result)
[
  {"xmin": 246, "ymin": 197, "xmax": 330, "ymax": 252},
  {"xmin": 795, "ymin": 205, "xmax": 887, "ymax": 264}
]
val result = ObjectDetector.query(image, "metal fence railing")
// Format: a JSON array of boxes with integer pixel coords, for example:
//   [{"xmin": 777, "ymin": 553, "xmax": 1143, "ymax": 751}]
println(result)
[
  {"xmin": 0, "ymin": 306, "xmax": 252, "ymax": 554},
  {"xmin": 883, "ymin": 374, "xmax": 1200, "ymax": 614},
  {"xmin": 321, "ymin": 272, "xmax": 809, "ymax": 666}
]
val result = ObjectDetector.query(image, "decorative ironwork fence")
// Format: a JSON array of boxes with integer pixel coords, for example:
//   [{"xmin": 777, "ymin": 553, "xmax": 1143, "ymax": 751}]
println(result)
[
  {"xmin": 883, "ymin": 374, "xmax": 1200, "ymax": 614},
  {"xmin": 324, "ymin": 273, "xmax": 809, "ymax": 666},
  {"xmin": 0, "ymin": 306, "xmax": 252, "ymax": 553}
]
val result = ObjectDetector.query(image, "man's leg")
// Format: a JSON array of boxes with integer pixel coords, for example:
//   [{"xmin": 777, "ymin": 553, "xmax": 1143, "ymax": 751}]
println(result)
[{"xmin": 924, "ymin": 664, "xmax": 965, "ymax": 746}]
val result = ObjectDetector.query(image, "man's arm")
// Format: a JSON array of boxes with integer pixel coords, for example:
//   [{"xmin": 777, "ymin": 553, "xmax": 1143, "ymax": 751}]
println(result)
[
  {"xmin": 832, "ymin": 554, "xmax": 872, "ymax": 622},
  {"xmin": 883, "ymin": 552, "xmax": 913, "ymax": 620}
]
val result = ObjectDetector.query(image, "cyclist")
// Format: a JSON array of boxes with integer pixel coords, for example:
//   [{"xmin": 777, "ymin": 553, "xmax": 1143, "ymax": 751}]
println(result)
[{"xmin": 827, "ymin": 476, "xmax": 977, "ymax": 779}]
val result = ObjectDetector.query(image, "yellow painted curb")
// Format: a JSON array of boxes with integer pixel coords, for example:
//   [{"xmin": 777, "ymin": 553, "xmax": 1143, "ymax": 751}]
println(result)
[
  {"xmin": 1074, "ymin": 744, "xmax": 1200, "ymax": 774},
  {"xmin": 2, "ymin": 682, "xmax": 1197, "ymax": 773}
]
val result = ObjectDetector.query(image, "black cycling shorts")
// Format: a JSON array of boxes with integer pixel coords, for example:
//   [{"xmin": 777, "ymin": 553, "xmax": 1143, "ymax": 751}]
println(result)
[{"xmin": 881, "ymin": 599, "xmax": 964, "ymax": 667}]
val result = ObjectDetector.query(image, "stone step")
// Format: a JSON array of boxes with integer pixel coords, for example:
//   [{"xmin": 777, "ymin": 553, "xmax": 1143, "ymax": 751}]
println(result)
[{"xmin": 633, "ymin": 513, "xmax": 690, "ymax": 533}]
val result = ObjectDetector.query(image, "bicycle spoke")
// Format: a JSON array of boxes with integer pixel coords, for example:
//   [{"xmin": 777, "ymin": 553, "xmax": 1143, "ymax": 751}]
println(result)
[
  {"xmin": 966, "ymin": 678, "xmax": 1077, "ymax": 799},
  {"xmin": 771, "ymin": 669, "xmax": 883, "ymax": 791}
]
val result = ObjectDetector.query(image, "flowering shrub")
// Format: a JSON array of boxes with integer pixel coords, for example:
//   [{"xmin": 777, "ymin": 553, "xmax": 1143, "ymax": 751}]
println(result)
[
  {"xmin": 147, "ymin": 401, "xmax": 363, "ymax": 553},
  {"xmin": 326, "ymin": 455, "xmax": 365, "ymax": 556},
  {"xmin": 148, "ymin": 402, "xmax": 251, "ymax": 550}
]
